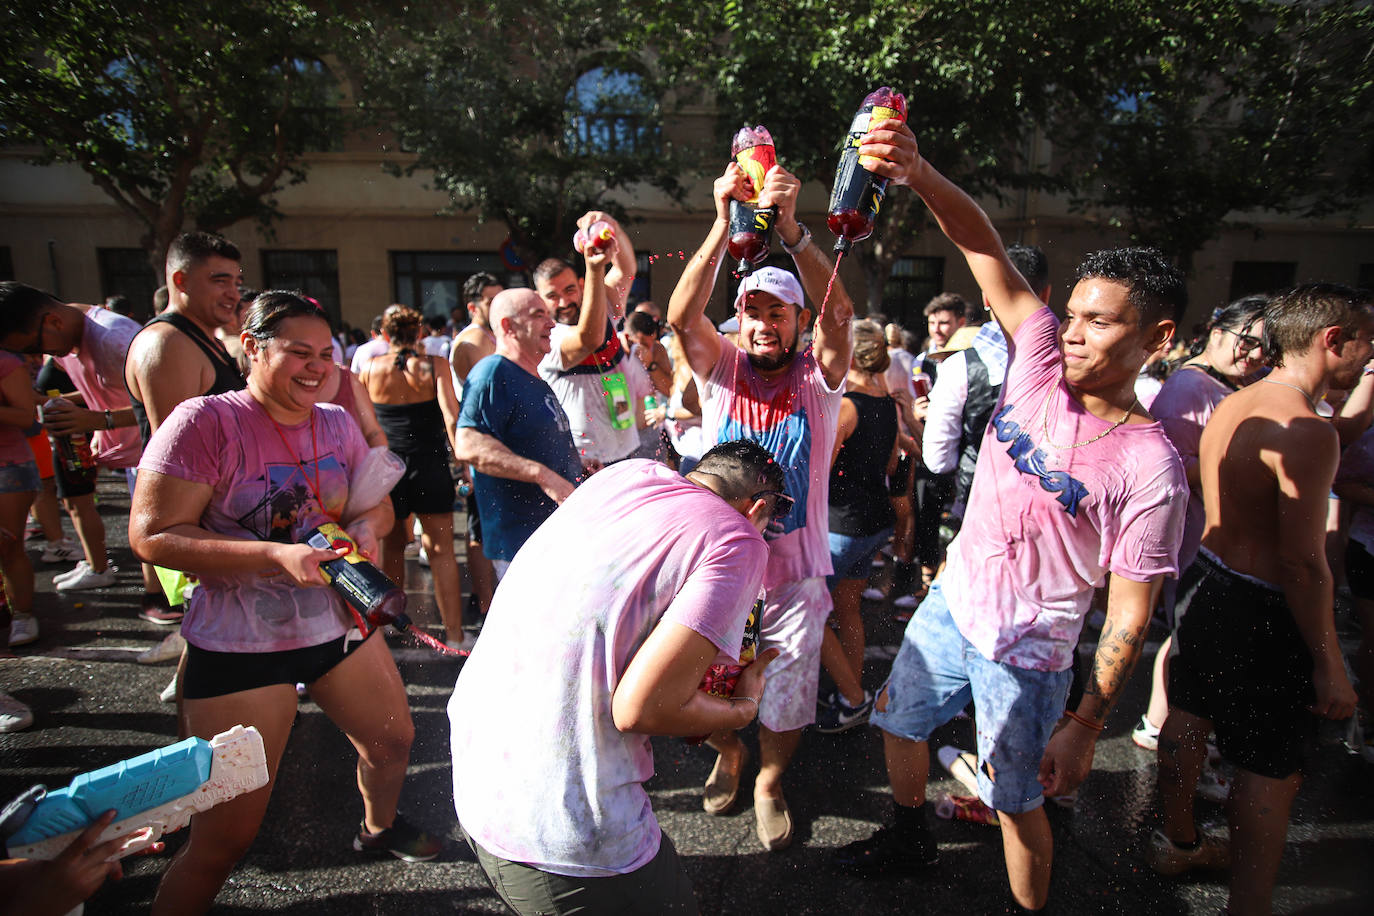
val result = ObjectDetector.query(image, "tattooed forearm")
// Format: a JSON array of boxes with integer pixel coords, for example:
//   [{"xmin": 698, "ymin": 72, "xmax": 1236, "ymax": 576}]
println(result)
[{"xmin": 1079, "ymin": 618, "xmax": 1149, "ymax": 721}]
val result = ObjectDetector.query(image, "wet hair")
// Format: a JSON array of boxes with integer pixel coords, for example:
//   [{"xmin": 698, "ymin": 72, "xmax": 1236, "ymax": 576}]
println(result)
[
  {"xmin": 532, "ymin": 257, "xmax": 576, "ymax": 288},
  {"xmin": 0, "ymin": 281, "xmax": 60, "ymax": 339},
  {"xmin": 923, "ymin": 292, "xmax": 967, "ymax": 319},
  {"xmin": 1189, "ymin": 294, "xmax": 1267, "ymax": 357},
  {"xmin": 381, "ymin": 305, "xmax": 424, "ymax": 366},
  {"xmin": 241, "ymin": 290, "xmax": 329, "ymax": 342},
  {"xmin": 1262, "ymin": 283, "xmax": 1374, "ymax": 368},
  {"xmin": 166, "ymin": 231, "xmax": 240, "ymax": 276},
  {"xmin": 851, "ymin": 319, "xmax": 891, "ymax": 374},
  {"xmin": 692, "ymin": 439, "xmax": 785, "ymax": 501},
  {"xmin": 464, "ymin": 272, "xmax": 501, "ymax": 304},
  {"xmin": 1006, "ymin": 244, "xmax": 1049, "ymax": 294},
  {"xmin": 627, "ymin": 310, "xmax": 659, "ymax": 337},
  {"xmin": 1073, "ymin": 247, "xmax": 1186, "ymax": 326}
]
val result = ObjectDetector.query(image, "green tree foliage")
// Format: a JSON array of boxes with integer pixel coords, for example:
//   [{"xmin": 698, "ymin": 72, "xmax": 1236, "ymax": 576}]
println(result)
[
  {"xmin": 0, "ymin": 0, "xmax": 348, "ymax": 272},
  {"xmin": 1056, "ymin": 0, "xmax": 1374, "ymax": 273},
  {"xmin": 352, "ymin": 1, "xmax": 703, "ymax": 269}
]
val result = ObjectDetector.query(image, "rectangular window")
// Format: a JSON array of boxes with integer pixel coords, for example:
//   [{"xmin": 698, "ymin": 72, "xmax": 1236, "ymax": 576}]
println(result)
[
  {"xmin": 1229, "ymin": 261, "xmax": 1296, "ymax": 301},
  {"xmin": 97, "ymin": 248, "xmax": 158, "ymax": 320},
  {"xmin": 262, "ymin": 250, "xmax": 341, "ymax": 326},
  {"xmin": 391, "ymin": 251, "xmax": 518, "ymax": 322},
  {"xmin": 883, "ymin": 257, "xmax": 945, "ymax": 330}
]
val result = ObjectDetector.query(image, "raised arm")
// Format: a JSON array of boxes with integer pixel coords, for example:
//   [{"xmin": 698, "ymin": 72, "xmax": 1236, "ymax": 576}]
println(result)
[
  {"xmin": 667, "ymin": 166, "xmax": 750, "ymax": 382},
  {"xmin": 578, "ymin": 210, "xmax": 636, "ymax": 320},
  {"xmin": 556, "ymin": 244, "xmax": 612, "ymax": 366},
  {"xmin": 758, "ymin": 165, "xmax": 853, "ymax": 387},
  {"xmin": 859, "ymin": 121, "xmax": 1040, "ymax": 338}
]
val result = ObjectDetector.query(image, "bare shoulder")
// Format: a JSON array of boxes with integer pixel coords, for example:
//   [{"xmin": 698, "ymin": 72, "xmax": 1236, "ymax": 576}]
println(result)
[{"xmin": 127, "ymin": 321, "xmax": 206, "ymax": 378}]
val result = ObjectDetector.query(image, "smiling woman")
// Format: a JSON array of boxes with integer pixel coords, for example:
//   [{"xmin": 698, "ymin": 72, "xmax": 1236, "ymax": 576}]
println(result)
[{"xmin": 128, "ymin": 290, "xmax": 438, "ymax": 912}]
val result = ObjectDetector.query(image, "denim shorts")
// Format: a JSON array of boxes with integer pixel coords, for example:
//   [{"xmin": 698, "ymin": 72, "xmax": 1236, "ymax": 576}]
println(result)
[
  {"xmin": 0, "ymin": 461, "xmax": 40, "ymax": 495},
  {"xmin": 827, "ymin": 527, "xmax": 893, "ymax": 587},
  {"xmin": 871, "ymin": 585, "xmax": 1071, "ymax": 814}
]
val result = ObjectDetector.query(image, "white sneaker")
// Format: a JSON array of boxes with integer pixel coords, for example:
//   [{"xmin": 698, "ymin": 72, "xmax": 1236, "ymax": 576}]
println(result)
[
  {"xmin": 8, "ymin": 614, "xmax": 38, "ymax": 647},
  {"xmin": 158, "ymin": 675, "xmax": 178, "ymax": 703},
  {"xmin": 136, "ymin": 631, "xmax": 186, "ymax": 664},
  {"xmin": 861, "ymin": 587, "xmax": 885, "ymax": 601},
  {"xmin": 40, "ymin": 537, "xmax": 84, "ymax": 563},
  {"xmin": 55, "ymin": 564, "xmax": 117, "ymax": 591},
  {"xmin": 53, "ymin": 560, "xmax": 91, "ymax": 586},
  {"xmin": 0, "ymin": 691, "xmax": 33, "ymax": 732},
  {"xmin": 1132, "ymin": 714, "xmax": 1162, "ymax": 751},
  {"xmin": 1196, "ymin": 761, "xmax": 1232, "ymax": 803}
]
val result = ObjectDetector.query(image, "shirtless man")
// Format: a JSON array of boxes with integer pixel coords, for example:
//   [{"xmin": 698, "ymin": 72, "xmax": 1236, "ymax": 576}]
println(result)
[
  {"xmin": 125, "ymin": 232, "xmax": 247, "ymax": 626},
  {"xmin": 450, "ymin": 271, "xmax": 502, "ymax": 615},
  {"xmin": 1154, "ymin": 283, "xmax": 1371, "ymax": 915}
]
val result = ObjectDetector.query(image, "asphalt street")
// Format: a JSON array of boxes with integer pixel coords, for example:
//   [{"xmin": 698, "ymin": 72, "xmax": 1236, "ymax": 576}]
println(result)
[{"xmin": 2, "ymin": 474, "xmax": 1371, "ymax": 914}]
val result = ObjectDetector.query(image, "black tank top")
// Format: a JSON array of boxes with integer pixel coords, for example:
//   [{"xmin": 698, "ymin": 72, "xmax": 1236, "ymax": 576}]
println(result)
[
  {"xmin": 829, "ymin": 391, "xmax": 897, "ymax": 536},
  {"xmin": 128, "ymin": 312, "xmax": 246, "ymax": 447},
  {"xmin": 373, "ymin": 400, "xmax": 448, "ymax": 455}
]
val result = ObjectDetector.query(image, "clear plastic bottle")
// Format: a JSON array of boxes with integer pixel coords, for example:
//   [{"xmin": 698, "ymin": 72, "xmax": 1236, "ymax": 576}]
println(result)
[{"xmin": 727, "ymin": 125, "xmax": 778, "ymax": 276}]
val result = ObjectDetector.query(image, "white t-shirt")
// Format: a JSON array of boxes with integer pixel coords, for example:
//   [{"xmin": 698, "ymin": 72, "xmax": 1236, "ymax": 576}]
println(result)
[
  {"xmin": 449, "ymin": 460, "xmax": 767, "ymax": 876},
  {"xmin": 539, "ymin": 323, "xmax": 652, "ymax": 465},
  {"xmin": 348, "ymin": 337, "xmax": 388, "ymax": 374}
]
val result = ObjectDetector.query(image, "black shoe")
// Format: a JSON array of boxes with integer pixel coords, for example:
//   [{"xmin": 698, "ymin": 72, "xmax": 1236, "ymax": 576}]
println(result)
[
  {"xmin": 352, "ymin": 815, "xmax": 442, "ymax": 863},
  {"xmin": 833, "ymin": 824, "xmax": 937, "ymax": 876}
]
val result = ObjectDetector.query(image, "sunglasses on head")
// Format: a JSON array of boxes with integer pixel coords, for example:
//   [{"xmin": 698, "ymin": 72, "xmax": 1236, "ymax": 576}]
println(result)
[{"xmin": 752, "ymin": 489, "xmax": 795, "ymax": 521}]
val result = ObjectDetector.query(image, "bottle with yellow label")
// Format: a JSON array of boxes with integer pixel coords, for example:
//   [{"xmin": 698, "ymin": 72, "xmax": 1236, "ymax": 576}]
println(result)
[
  {"xmin": 827, "ymin": 87, "xmax": 908, "ymax": 253},
  {"xmin": 303, "ymin": 522, "xmax": 409, "ymax": 631}
]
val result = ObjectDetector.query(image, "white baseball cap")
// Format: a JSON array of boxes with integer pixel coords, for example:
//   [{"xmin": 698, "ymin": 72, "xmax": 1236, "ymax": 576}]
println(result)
[{"xmin": 733, "ymin": 267, "xmax": 804, "ymax": 311}]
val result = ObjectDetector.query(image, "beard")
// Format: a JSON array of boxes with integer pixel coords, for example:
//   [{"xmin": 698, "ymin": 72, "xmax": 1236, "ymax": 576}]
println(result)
[{"xmin": 745, "ymin": 327, "xmax": 801, "ymax": 372}]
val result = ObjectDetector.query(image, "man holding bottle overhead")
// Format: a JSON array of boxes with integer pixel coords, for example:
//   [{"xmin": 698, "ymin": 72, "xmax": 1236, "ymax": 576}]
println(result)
[
  {"xmin": 668, "ymin": 158, "xmax": 853, "ymax": 851},
  {"xmin": 832, "ymin": 120, "xmax": 1187, "ymax": 913}
]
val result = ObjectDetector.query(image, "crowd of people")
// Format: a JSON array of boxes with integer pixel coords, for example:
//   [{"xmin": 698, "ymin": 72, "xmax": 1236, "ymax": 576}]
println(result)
[{"xmin": 0, "ymin": 117, "xmax": 1371, "ymax": 916}]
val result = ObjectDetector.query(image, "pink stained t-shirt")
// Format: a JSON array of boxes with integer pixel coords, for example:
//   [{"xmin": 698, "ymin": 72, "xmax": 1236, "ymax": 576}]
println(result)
[
  {"xmin": 449, "ymin": 460, "xmax": 768, "ymax": 877},
  {"xmin": 138, "ymin": 389, "xmax": 370, "ymax": 653},
  {"xmin": 697, "ymin": 336, "xmax": 844, "ymax": 588},
  {"xmin": 1149, "ymin": 365, "xmax": 1234, "ymax": 572},
  {"xmin": 942, "ymin": 307, "xmax": 1187, "ymax": 672},
  {"xmin": 54, "ymin": 306, "xmax": 143, "ymax": 469}
]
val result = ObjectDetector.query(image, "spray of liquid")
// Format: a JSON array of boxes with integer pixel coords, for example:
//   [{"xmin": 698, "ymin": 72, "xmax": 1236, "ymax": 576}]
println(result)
[
  {"xmin": 818, "ymin": 249, "xmax": 845, "ymax": 323},
  {"xmin": 408, "ymin": 627, "xmax": 469, "ymax": 657}
]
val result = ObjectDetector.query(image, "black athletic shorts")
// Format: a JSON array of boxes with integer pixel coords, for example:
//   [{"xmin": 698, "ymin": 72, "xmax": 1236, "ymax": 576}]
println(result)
[
  {"xmin": 388, "ymin": 447, "xmax": 456, "ymax": 518},
  {"xmin": 1345, "ymin": 539, "xmax": 1374, "ymax": 601},
  {"xmin": 182, "ymin": 630, "xmax": 371, "ymax": 700},
  {"xmin": 52, "ymin": 439, "xmax": 98, "ymax": 500},
  {"xmin": 1168, "ymin": 549, "xmax": 1316, "ymax": 779}
]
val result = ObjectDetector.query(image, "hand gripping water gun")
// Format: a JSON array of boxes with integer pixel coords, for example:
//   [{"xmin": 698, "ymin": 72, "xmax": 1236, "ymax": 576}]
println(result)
[
  {"xmin": 574, "ymin": 220, "xmax": 615, "ymax": 255},
  {"xmin": 2, "ymin": 725, "xmax": 268, "ymax": 861}
]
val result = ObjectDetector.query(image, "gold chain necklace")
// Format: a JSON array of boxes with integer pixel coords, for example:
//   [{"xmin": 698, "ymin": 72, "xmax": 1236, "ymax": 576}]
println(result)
[{"xmin": 1039, "ymin": 390, "xmax": 1138, "ymax": 450}]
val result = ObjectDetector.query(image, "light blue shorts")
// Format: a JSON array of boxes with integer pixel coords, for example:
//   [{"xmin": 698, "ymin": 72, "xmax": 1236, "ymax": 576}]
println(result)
[
  {"xmin": 827, "ymin": 527, "xmax": 893, "ymax": 587},
  {"xmin": 871, "ymin": 584, "xmax": 1071, "ymax": 814}
]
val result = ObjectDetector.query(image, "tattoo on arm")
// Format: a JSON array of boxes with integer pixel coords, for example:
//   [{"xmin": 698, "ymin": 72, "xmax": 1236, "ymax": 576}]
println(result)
[{"xmin": 1080, "ymin": 619, "xmax": 1148, "ymax": 720}]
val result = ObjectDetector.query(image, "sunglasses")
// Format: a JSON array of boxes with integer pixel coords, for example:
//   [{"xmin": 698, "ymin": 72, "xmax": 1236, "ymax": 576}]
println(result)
[{"xmin": 752, "ymin": 490, "xmax": 795, "ymax": 521}]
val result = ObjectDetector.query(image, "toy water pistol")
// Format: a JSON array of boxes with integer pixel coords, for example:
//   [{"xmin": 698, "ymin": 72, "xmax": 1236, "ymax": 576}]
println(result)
[
  {"xmin": 574, "ymin": 220, "xmax": 615, "ymax": 254},
  {"xmin": 3, "ymin": 725, "xmax": 268, "ymax": 861}
]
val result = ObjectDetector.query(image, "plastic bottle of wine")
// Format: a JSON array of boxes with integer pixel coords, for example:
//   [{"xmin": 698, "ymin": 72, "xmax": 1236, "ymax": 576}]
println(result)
[{"xmin": 827, "ymin": 87, "xmax": 908, "ymax": 253}]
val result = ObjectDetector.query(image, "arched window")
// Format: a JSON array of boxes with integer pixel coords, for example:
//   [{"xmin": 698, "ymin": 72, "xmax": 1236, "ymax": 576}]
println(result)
[{"xmin": 565, "ymin": 66, "xmax": 659, "ymax": 157}]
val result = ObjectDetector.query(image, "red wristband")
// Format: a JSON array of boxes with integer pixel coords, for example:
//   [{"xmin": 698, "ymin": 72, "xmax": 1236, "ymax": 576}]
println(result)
[{"xmin": 1064, "ymin": 709, "xmax": 1104, "ymax": 731}]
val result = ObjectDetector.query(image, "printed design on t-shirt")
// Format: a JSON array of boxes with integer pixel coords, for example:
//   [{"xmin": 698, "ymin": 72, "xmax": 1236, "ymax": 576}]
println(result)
[
  {"xmin": 542, "ymin": 390, "xmax": 573, "ymax": 437},
  {"xmin": 990, "ymin": 404, "xmax": 1089, "ymax": 517},
  {"xmin": 236, "ymin": 456, "xmax": 343, "ymax": 543},
  {"xmin": 718, "ymin": 383, "xmax": 811, "ymax": 537}
]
